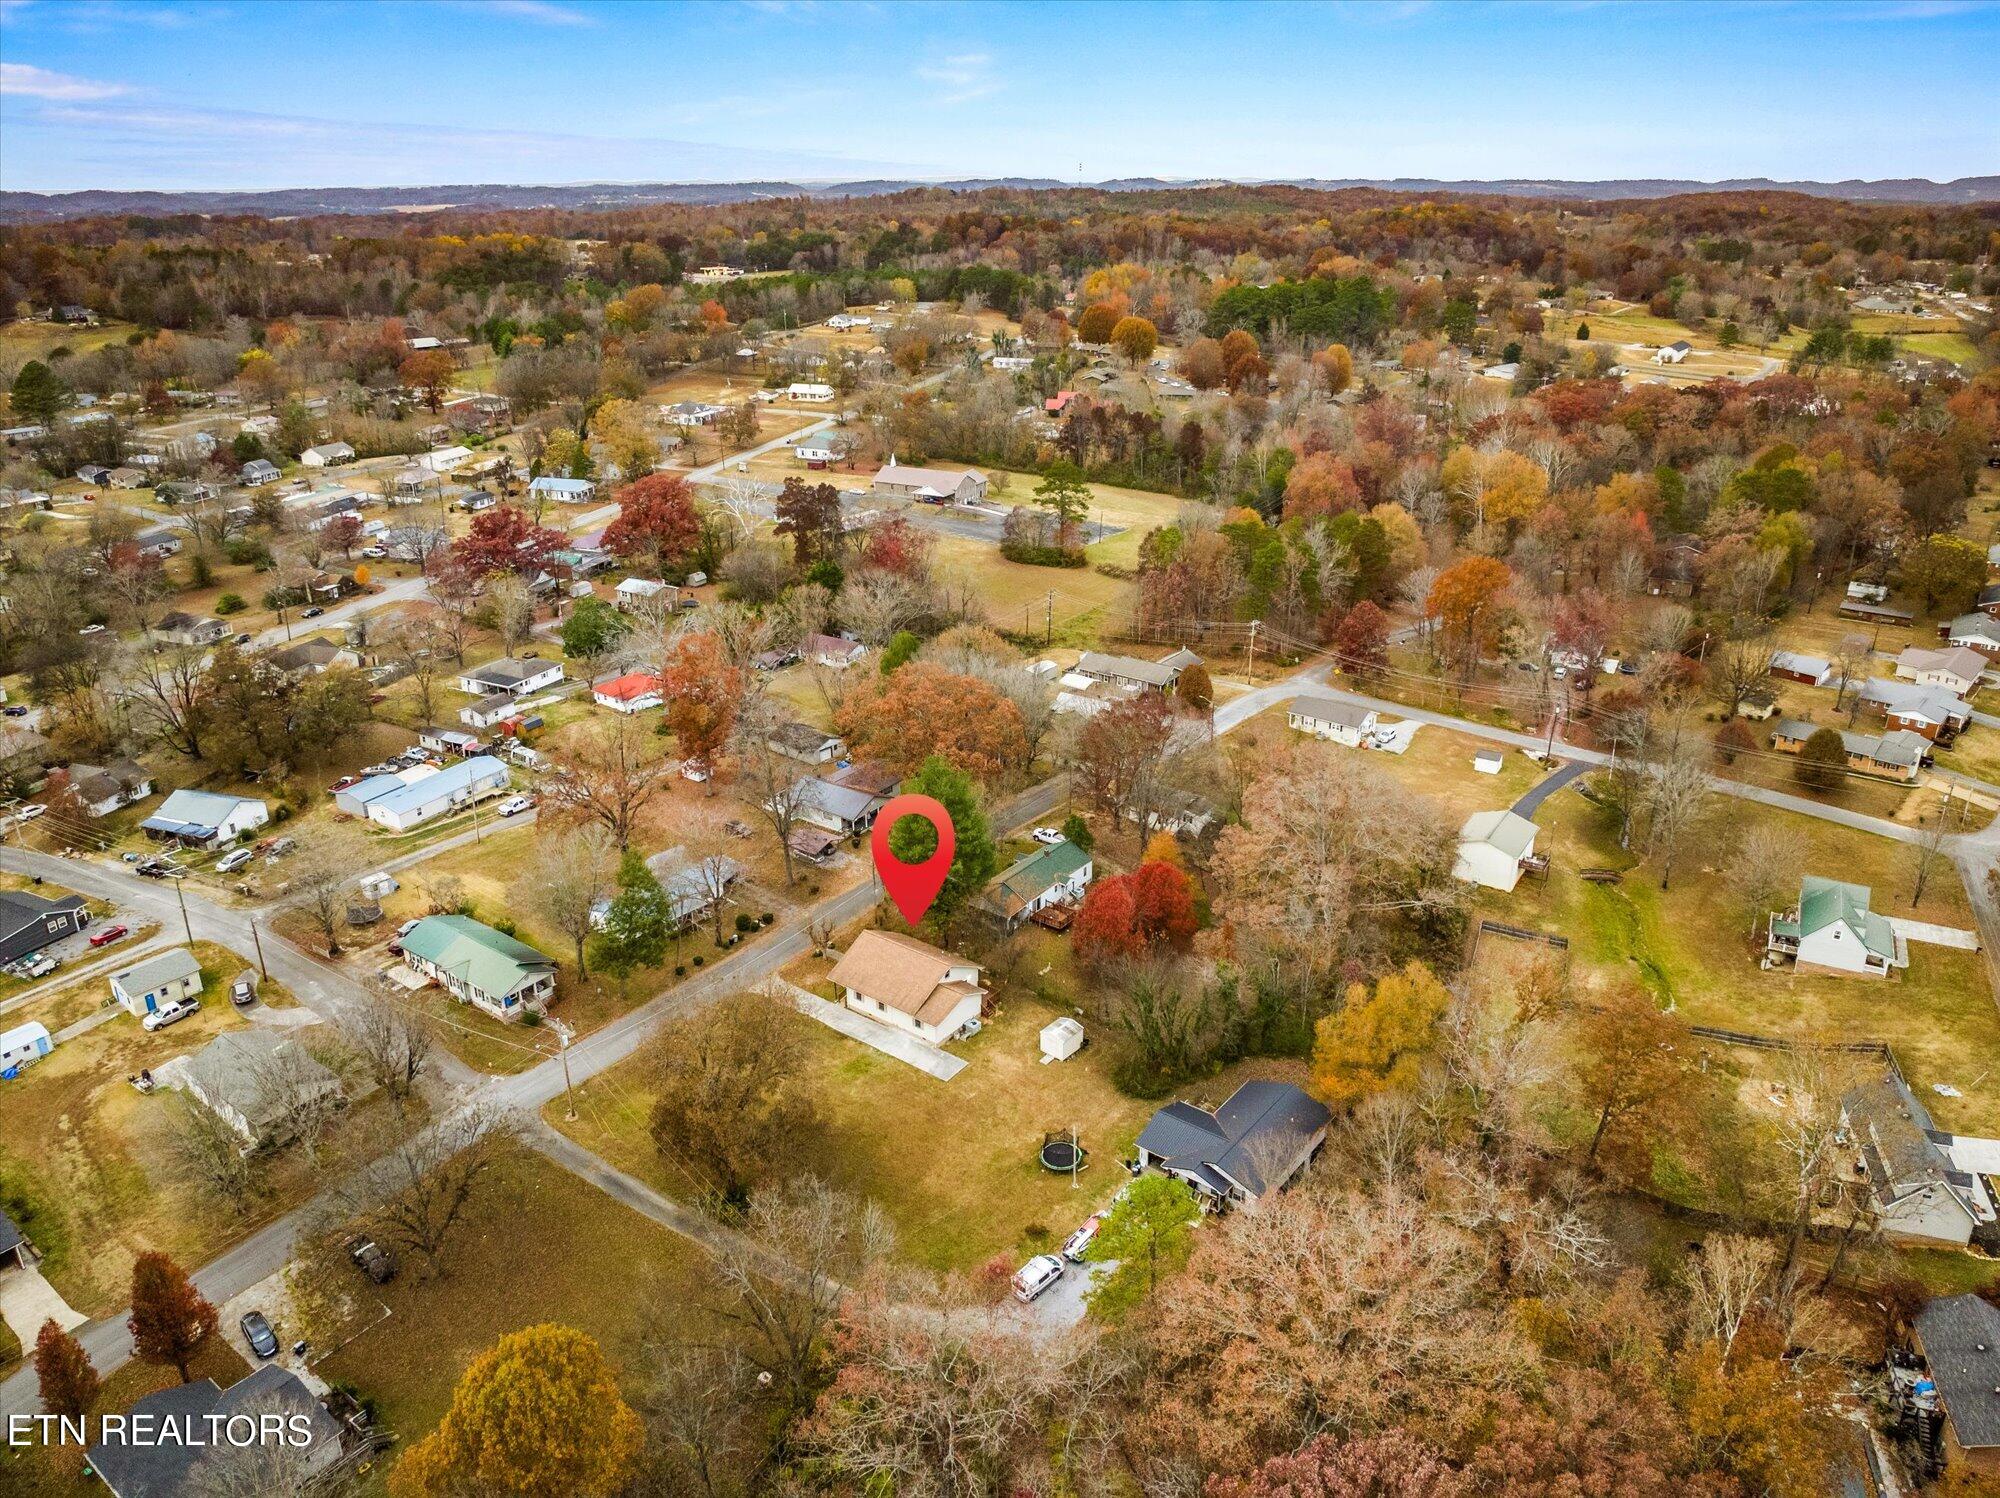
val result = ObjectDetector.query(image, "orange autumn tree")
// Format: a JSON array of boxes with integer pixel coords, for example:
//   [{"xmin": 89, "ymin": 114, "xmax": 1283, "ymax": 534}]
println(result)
[
  {"xmin": 1309, "ymin": 961, "xmax": 1452, "ymax": 1109},
  {"xmin": 657, "ymin": 630, "xmax": 742, "ymax": 783},
  {"xmin": 835, "ymin": 664, "xmax": 1026, "ymax": 779},
  {"xmin": 392, "ymin": 1324, "xmax": 642, "ymax": 1498},
  {"xmin": 1426, "ymin": 555, "xmax": 1512, "ymax": 684},
  {"xmin": 127, "ymin": 1252, "xmax": 217, "ymax": 1383}
]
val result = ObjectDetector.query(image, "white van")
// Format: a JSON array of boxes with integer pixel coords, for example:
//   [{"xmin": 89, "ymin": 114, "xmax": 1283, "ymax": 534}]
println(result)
[{"xmin": 1011, "ymin": 1254, "xmax": 1065, "ymax": 1303}]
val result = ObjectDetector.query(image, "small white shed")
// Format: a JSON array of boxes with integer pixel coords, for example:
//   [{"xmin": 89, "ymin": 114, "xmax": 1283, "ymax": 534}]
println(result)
[
  {"xmin": 0, "ymin": 1020, "xmax": 53, "ymax": 1071},
  {"xmin": 1473, "ymin": 749, "xmax": 1504, "ymax": 775},
  {"xmin": 1040, "ymin": 1017, "xmax": 1085, "ymax": 1063}
]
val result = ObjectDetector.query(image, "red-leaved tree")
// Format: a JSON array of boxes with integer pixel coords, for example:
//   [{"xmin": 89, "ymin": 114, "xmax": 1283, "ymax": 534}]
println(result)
[
  {"xmin": 446, "ymin": 504, "xmax": 565, "ymax": 581},
  {"xmin": 603, "ymin": 473, "xmax": 701, "ymax": 579},
  {"xmin": 1074, "ymin": 860, "xmax": 1198, "ymax": 971},
  {"xmin": 128, "ymin": 1251, "xmax": 218, "ymax": 1382},
  {"xmin": 658, "ymin": 630, "xmax": 742, "ymax": 785}
]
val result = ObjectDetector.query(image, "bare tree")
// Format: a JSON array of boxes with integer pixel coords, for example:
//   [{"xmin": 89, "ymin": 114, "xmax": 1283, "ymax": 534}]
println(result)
[
  {"xmin": 712, "ymin": 474, "xmax": 767, "ymax": 540},
  {"xmin": 1771, "ymin": 1042, "xmax": 1855, "ymax": 1286},
  {"xmin": 531, "ymin": 823, "xmax": 615, "ymax": 977},
  {"xmin": 169, "ymin": 1096, "xmax": 258, "ymax": 1208},
  {"xmin": 358, "ymin": 1106, "xmax": 515, "ymax": 1281},
  {"xmin": 379, "ymin": 607, "xmax": 450, "ymax": 726},
  {"xmin": 1642, "ymin": 738, "xmax": 1714, "ymax": 890},
  {"xmin": 121, "ymin": 643, "xmax": 210, "ymax": 759},
  {"xmin": 1708, "ymin": 632, "xmax": 1772, "ymax": 720},
  {"xmin": 731, "ymin": 696, "xmax": 812, "ymax": 886},
  {"xmin": 484, "ymin": 572, "xmax": 536, "ymax": 657},
  {"xmin": 1724, "ymin": 822, "xmax": 1809, "ymax": 938},
  {"xmin": 283, "ymin": 831, "xmax": 369, "ymax": 957},
  {"xmin": 180, "ymin": 1394, "xmax": 326, "ymax": 1498},
  {"xmin": 545, "ymin": 715, "xmax": 674, "ymax": 849},
  {"xmin": 1684, "ymin": 1233, "xmax": 1778, "ymax": 1360},
  {"xmin": 247, "ymin": 1040, "xmax": 343, "ymax": 1165},
  {"xmin": 635, "ymin": 1338, "xmax": 759, "ymax": 1498},
  {"xmin": 706, "ymin": 1174, "xmax": 894, "ymax": 1406},
  {"xmin": 1911, "ymin": 786, "xmax": 1961, "ymax": 907},
  {"xmin": 346, "ymin": 1006, "xmax": 434, "ymax": 1115}
]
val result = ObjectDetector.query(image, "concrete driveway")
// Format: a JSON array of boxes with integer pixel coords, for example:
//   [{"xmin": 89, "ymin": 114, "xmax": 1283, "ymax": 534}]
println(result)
[{"xmin": 0, "ymin": 1262, "xmax": 86, "ymax": 1346}]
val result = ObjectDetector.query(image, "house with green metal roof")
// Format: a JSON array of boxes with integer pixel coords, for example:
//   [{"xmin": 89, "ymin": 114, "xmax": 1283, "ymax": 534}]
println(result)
[
  {"xmin": 977, "ymin": 838, "xmax": 1093, "ymax": 931},
  {"xmin": 399, "ymin": 914, "xmax": 557, "ymax": 1020},
  {"xmin": 1767, "ymin": 876, "xmax": 1905, "ymax": 978}
]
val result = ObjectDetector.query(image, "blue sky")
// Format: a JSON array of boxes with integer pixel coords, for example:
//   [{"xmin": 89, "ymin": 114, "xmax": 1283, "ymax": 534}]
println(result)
[{"xmin": 1, "ymin": 0, "xmax": 1995, "ymax": 192}]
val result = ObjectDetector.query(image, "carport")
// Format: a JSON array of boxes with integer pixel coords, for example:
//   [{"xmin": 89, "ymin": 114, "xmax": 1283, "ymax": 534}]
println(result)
[{"xmin": 0, "ymin": 1208, "xmax": 26, "ymax": 1269}]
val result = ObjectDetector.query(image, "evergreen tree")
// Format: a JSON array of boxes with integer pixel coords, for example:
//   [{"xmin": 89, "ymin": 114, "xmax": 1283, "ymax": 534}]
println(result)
[
  {"xmin": 887, "ymin": 755, "xmax": 996, "ymax": 923},
  {"xmin": 10, "ymin": 359, "xmax": 71, "ymax": 424},
  {"xmin": 593, "ymin": 850, "xmax": 671, "ymax": 975}
]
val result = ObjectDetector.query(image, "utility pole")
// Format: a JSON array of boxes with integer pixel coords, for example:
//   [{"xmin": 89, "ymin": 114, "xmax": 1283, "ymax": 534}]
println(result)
[
  {"xmin": 249, "ymin": 919, "xmax": 269, "ymax": 980},
  {"xmin": 1245, "ymin": 618, "xmax": 1260, "ymax": 680},
  {"xmin": 552, "ymin": 1017, "xmax": 578, "ymax": 1121},
  {"xmin": 173, "ymin": 875, "xmax": 193, "ymax": 944},
  {"xmin": 1046, "ymin": 589, "xmax": 1055, "ymax": 647}
]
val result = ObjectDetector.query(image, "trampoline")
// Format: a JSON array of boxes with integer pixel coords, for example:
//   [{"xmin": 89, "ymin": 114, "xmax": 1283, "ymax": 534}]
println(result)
[{"xmin": 1039, "ymin": 1130, "xmax": 1088, "ymax": 1174}]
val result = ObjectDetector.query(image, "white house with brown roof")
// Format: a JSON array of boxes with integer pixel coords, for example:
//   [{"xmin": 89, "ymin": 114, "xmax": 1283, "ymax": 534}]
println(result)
[
  {"xmin": 826, "ymin": 930, "xmax": 985, "ymax": 1046},
  {"xmin": 1895, "ymin": 644, "xmax": 1989, "ymax": 697}
]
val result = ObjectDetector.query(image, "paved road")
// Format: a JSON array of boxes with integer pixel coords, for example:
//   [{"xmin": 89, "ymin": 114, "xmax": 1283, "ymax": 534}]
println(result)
[{"xmin": 3, "ymin": 649, "xmax": 1981, "ymax": 1416}]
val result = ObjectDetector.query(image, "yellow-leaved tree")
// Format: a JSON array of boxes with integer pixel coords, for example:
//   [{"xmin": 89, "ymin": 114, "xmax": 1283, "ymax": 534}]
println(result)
[
  {"xmin": 391, "ymin": 1323, "xmax": 643, "ymax": 1498},
  {"xmin": 1309, "ymin": 961, "xmax": 1452, "ymax": 1108}
]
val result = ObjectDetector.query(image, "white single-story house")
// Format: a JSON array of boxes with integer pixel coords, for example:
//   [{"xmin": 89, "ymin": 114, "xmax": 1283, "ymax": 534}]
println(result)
[
  {"xmin": 399, "ymin": 914, "xmax": 557, "ymax": 1021},
  {"xmin": 239, "ymin": 458, "xmax": 281, "ymax": 486},
  {"xmin": 787, "ymin": 776, "xmax": 887, "ymax": 836},
  {"xmin": 804, "ymin": 633, "xmax": 868, "ymax": 669},
  {"xmin": 60, "ymin": 759, "xmax": 153, "ymax": 818},
  {"xmin": 615, "ymin": 577, "xmax": 671, "ymax": 611},
  {"xmin": 178, "ymin": 1030, "xmax": 343, "ymax": 1146},
  {"xmin": 1135, "ymin": 1080, "xmax": 1331, "ymax": 1214},
  {"xmin": 1287, "ymin": 696, "xmax": 1378, "ymax": 747},
  {"xmin": 826, "ymin": 313, "xmax": 873, "ymax": 330},
  {"xmin": 1766, "ymin": 875, "xmax": 1905, "ymax": 977},
  {"xmin": 786, "ymin": 382, "xmax": 835, "ymax": 403},
  {"xmin": 458, "ymin": 657, "xmax": 565, "ymax": 698},
  {"xmin": 1653, "ymin": 340, "xmax": 1692, "ymax": 364},
  {"xmin": 592, "ymin": 673, "xmax": 663, "ymax": 713},
  {"xmin": 1895, "ymin": 644, "xmax": 1988, "ymax": 698},
  {"xmin": 152, "ymin": 611, "xmax": 230, "ymax": 647},
  {"xmin": 459, "ymin": 693, "xmax": 520, "ymax": 730},
  {"xmin": 420, "ymin": 444, "xmax": 473, "ymax": 474},
  {"xmin": 826, "ymin": 930, "xmax": 986, "ymax": 1046},
  {"xmin": 1453, "ymin": 809, "xmax": 1540, "ymax": 893},
  {"xmin": 299, "ymin": 442, "xmax": 355, "ymax": 468},
  {"xmin": 793, "ymin": 432, "xmax": 852, "ymax": 467},
  {"xmin": 336, "ymin": 755, "xmax": 509, "ymax": 832},
  {"xmin": 1848, "ymin": 580, "xmax": 1891, "ymax": 604},
  {"xmin": 869, "ymin": 458, "xmax": 989, "ymax": 506},
  {"xmin": 110, "ymin": 947, "xmax": 204, "ymax": 1019},
  {"xmin": 1075, "ymin": 649, "xmax": 1193, "ymax": 692},
  {"xmin": 767, "ymin": 721, "xmax": 845, "ymax": 763},
  {"xmin": 1944, "ymin": 612, "xmax": 2000, "ymax": 660},
  {"xmin": 140, "ymin": 789, "xmax": 269, "ymax": 845},
  {"xmin": 529, "ymin": 475, "xmax": 597, "ymax": 505}
]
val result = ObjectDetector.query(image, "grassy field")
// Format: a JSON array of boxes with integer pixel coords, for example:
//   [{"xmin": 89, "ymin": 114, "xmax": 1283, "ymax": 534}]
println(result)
[
  {"xmin": 0, "ymin": 940, "xmax": 339, "ymax": 1317},
  {"xmin": 1485, "ymin": 782, "xmax": 2000, "ymax": 1136},
  {"xmin": 1360, "ymin": 722, "xmax": 1546, "ymax": 822},
  {"xmin": 551, "ymin": 970, "xmax": 1306, "ymax": 1274},
  {"xmin": 315, "ymin": 1144, "xmax": 718, "ymax": 1453}
]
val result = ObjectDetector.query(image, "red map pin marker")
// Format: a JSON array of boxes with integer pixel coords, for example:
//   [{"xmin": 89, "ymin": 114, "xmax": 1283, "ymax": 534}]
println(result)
[{"xmin": 870, "ymin": 793, "xmax": 956, "ymax": 926}]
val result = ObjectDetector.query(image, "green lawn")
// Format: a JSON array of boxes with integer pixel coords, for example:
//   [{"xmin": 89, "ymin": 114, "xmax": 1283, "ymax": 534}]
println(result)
[
  {"xmin": 552, "ymin": 972, "xmax": 1307, "ymax": 1274},
  {"xmin": 0, "ymin": 941, "xmax": 336, "ymax": 1317},
  {"xmin": 1491, "ymin": 784, "xmax": 2000, "ymax": 1136},
  {"xmin": 315, "ymin": 1144, "xmax": 717, "ymax": 1453}
]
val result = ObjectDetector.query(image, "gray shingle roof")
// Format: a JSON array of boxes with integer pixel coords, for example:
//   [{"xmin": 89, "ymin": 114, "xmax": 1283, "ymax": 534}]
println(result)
[
  {"xmin": 1138, "ymin": 1081, "xmax": 1331, "ymax": 1200},
  {"xmin": 113, "ymin": 947, "xmax": 202, "ymax": 996},
  {"xmin": 1915, "ymin": 1294, "xmax": 2000, "ymax": 1449}
]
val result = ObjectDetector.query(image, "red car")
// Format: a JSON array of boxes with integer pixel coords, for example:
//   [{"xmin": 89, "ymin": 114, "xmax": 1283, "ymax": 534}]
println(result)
[
  {"xmin": 329, "ymin": 774, "xmax": 362, "ymax": 792},
  {"xmin": 88, "ymin": 924, "xmax": 129, "ymax": 948}
]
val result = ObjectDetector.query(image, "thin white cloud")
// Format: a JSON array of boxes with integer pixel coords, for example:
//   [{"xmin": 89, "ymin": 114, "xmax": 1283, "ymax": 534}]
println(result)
[
  {"xmin": 467, "ymin": 0, "xmax": 596, "ymax": 25},
  {"xmin": 917, "ymin": 51, "xmax": 999, "ymax": 103},
  {"xmin": 0, "ymin": 62, "xmax": 131, "ymax": 100}
]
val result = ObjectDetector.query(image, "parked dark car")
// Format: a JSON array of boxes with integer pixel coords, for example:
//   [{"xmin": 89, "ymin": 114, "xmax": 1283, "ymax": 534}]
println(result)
[
  {"xmin": 240, "ymin": 1310, "xmax": 278, "ymax": 1359},
  {"xmin": 348, "ymin": 1237, "xmax": 395, "ymax": 1283}
]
